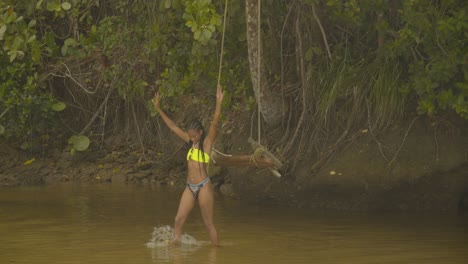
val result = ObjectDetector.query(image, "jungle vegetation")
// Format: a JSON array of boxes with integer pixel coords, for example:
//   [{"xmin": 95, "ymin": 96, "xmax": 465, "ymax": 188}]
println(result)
[{"xmin": 0, "ymin": 0, "xmax": 467, "ymax": 172}]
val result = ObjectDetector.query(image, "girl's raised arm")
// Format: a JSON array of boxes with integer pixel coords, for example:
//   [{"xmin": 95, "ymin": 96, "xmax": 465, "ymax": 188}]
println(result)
[{"xmin": 152, "ymin": 93, "xmax": 190, "ymax": 143}]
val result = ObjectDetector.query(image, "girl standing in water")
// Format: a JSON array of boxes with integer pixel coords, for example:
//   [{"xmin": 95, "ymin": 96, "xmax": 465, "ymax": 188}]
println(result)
[{"xmin": 152, "ymin": 84, "xmax": 223, "ymax": 247}]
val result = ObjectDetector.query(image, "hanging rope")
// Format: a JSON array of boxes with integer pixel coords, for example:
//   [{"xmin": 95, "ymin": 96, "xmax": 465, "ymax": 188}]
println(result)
[
  {"xmin": 217, "ymin": 0, "xmax": 229, "ymax": 85},
  {"xmin": 209, "ymin": 0, "xmax": 229, "ymax": 176},
  {"xmin": 257, "ymin": 0, "xmax": 262, "ymax": 145}
]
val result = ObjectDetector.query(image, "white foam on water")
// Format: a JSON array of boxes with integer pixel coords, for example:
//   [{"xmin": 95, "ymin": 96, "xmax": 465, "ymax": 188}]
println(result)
[
  {"xmin": 146, "ymin": 225, "xmax": 201, "ymax": 248},
  {"xmin": 146, "ymin": 225, "xmax": 206, "ymax": 261}
]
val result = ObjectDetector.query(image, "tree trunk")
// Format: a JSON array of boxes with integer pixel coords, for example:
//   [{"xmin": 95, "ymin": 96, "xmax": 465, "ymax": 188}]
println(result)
[{"xmin": 245, "ymin": 0, "xmax": 283, "ymax": 126}]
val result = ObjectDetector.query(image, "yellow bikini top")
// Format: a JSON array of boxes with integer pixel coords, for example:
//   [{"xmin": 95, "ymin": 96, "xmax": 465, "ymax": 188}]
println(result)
[{"xmin": 187, "ymin": 148, "xmax": 210, "ymax": 163}]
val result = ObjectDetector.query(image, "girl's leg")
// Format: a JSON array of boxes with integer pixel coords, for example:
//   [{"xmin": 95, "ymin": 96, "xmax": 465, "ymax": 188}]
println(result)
[
  {"xmin": 173, "ymin": 188, "xmax": 196, "ymax": 242},
  {"xmin": 198, "ymin": 182, "xmax": 219, "ymax": 246}
]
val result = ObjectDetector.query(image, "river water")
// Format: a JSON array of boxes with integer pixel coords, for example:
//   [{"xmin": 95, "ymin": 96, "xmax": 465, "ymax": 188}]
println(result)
[{"xmin": 0, "ymin": 183, "xmax": 467, "ymax": 264}]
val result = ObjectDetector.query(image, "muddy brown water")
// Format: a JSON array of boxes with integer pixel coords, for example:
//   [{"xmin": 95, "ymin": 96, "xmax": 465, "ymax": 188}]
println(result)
[{"xmin": 0, "ymin": 183, "xmax": 467, "ymax": 264}]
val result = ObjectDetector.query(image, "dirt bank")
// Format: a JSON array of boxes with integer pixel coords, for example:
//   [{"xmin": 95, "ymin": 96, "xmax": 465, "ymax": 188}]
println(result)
[
  {"xmin": 223, "ymin": 117, "xmax": 468, "ymax": 213},
  {"xmin": 1, "ymin": 117, "xmax": 467, "ymax": 213}
]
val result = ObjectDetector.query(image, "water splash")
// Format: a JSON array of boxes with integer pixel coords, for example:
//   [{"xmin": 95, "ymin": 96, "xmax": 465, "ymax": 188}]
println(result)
[
  {"xmin": 146, "ymin": 225, "xmax": 204, "ymax": 261},
  {"xmin": 146, "ymin": 225, "xmax": 200, "ymax": 248}
]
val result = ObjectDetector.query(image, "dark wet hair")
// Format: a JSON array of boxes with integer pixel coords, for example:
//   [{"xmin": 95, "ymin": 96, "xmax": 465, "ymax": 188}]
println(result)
[{"xmin": 187, "ymin": 119, "xmax": 207, "ymax": 164}]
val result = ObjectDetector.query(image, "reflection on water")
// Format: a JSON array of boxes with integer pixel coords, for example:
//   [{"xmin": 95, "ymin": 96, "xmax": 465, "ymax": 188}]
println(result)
[{"xmin": 0, "ymin": 183, "xmax": 467, "ymax": 264}]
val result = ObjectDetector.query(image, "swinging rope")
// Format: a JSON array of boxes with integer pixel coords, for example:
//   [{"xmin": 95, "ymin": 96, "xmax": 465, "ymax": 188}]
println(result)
[
  {"xmin": 217, "ymin": 0, "xmax": 229, "ymax": 85},
  {"xmin": 209, "ymin": 0, "xmax": 282, "ymax": 178},
  {"xmin": 257, "ymin": 0, "xmax": 262, "ymax": 144},
  {"xmin": 253, "ymin": 0, "xmax": 283, "ymax": 177},
  {"xmin": 209, "ymin": 0, "xmax": 229, "ymax": 175}
]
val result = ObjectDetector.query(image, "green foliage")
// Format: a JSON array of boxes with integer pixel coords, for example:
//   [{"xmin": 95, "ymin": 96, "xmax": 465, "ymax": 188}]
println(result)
[
  {"xmin": 68, "ymin": 134, "xmax": 90, "ymax": 154},
  {"xmin": 183, "ymin": 0, "xmax": 222, "ymax": 45},
  {"xmin": 43, "ymin": 0, "xmax": 72, "ymax": 18},
  {"xmin": 0, "ymin": 60, "xmax": 56, "ymax": 137},
  {"xmin": 221, "ymin": 58, "xmax": 254, "ymax": 112},
  {"xmin": 154, "ymin": 0, "xmax": 228, "ymax": 101},
  {"xmin": 0, "ymin": 0, "xmax": 97, "ymax": 140},
  {"xmin": 0, "ymin": 2, "xmax": 51, "ymax": 139},
  {"xmin": 0, "ymin": 3, "xmax": 40, "ymax": 63},
  {"xmin": 299, "ymin": 0, "xmax": 467, "ymax": 119},
  {"xmin": 0, "ymin": 0, "xmax": 250, "ymax": 142},
  {"xmin": 387, "ymin": 0, "xmax": 468, "ymax": 118},
  {"xmin": 51, "ymin": 102, "xmax": 66, "ymax": 112},
  {"xmin": 2, "ymin": 0, "xmax": 464, "ymax": 152}
]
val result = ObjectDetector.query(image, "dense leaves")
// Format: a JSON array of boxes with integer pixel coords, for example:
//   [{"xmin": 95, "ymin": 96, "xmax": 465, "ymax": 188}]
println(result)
[
  {"xmin": 0, "ymin": 0, "xmax": 466, "ymax": 150},
  {"xmin": 389, "ymin": 0, "xmax": 468, "ymax": 118}
]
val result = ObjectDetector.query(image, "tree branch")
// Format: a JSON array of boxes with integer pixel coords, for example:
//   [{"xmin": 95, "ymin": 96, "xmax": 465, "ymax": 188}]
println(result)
[
  {"xmin": 0, "ymin": 107, "xmax": 10, "ymax": 120},
  {"xmin": 79, "ymin": 77, "xmax": 116, "ymax": 136},
  {"xmin": 312, "ymin": 4, "xmax": 332, "ymax": 60}
]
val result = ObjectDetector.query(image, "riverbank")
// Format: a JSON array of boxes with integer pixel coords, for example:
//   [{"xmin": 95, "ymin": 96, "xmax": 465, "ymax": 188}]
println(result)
[{"xmin": 1, "ymin": 117, "xmax": 467, "ymax": 213}]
